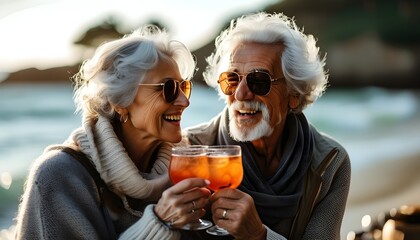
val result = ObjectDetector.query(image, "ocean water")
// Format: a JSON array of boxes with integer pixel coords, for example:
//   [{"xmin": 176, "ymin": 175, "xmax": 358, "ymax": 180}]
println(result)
[{"xmin": 1, "ymin": 83, "xmax": 420, "ymax": 231}]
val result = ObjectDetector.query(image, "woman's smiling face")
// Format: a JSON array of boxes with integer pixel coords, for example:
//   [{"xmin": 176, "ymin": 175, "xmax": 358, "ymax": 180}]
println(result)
[{"xmin": 127, "ymin": 55, "xmax": 190, "ymax": 143}]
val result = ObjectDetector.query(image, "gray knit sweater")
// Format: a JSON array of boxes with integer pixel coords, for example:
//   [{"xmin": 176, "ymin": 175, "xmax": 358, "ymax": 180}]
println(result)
[
  {"xmin": 15, "ymin": 116, "xmax": 181, "ymax": 239},
  {"xmin": 184, "ymin": 110, "xmax": 351, "ymax": 240}
]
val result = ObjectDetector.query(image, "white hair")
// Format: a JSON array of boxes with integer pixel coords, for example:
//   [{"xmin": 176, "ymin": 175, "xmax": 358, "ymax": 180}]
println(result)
[
  {"xmin": 73, "ymin": 25, "xmax": 196, "ymax": 121},
  {"xmin": 204, "ymin": 12, "xmax": 328, "ymax": 112}
]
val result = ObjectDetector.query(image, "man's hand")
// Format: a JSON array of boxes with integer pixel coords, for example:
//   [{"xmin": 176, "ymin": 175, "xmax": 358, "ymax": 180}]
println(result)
[{"xmin": 210, "ymin": 188, "xmax": 267, "ymax": 240}]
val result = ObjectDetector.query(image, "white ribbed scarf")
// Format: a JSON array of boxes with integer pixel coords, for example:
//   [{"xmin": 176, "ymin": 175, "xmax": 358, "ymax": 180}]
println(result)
[{"xmin": 68, "ymin": 116, "xmax": 171, "ymax": 203}]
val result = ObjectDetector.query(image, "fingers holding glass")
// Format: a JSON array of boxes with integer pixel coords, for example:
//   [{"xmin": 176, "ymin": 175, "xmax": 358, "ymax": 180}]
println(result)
[
  {"xmin": 170, "ymin": 200, "xmax": 206, "ymax": 228},
  {"xmin": 157, "ymin": 194, "xmax": 210, "ymax": 229},
  {"xmin": 207, "ymin": 208, "xmax": 232, "ymax": 236}
]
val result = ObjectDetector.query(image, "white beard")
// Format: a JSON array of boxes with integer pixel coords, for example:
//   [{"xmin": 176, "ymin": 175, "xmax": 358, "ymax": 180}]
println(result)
[{"xmin": 228, "ymin": 100, "xmax": 275, "ymax": 142}]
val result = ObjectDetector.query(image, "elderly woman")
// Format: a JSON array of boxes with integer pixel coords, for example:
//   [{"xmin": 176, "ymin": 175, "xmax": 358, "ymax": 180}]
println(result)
[{"xmin": 15, "ymin": 25, "xmax": 210, "ymax": 239}]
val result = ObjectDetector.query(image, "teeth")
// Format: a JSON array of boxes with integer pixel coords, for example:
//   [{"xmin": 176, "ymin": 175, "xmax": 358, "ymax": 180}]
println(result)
[
  {"xmin": 238, "ymin": 110, "xmax": 257, "ymax": 115},
  {"xmin": 164, "ymin": 115, "xmax": 181, "ymax": 121}
]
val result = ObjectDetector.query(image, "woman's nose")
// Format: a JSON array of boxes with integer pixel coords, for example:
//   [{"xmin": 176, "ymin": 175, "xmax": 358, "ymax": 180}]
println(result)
[{"xmin": 174, "ymin": 90, "xmax": 190, "ymax": 108}]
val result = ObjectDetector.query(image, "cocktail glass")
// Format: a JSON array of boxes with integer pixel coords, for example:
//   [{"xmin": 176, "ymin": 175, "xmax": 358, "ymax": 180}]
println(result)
[
  {"xmin": 169, "ymin": 145, "xmax": 213, "ymax": 230},
  {"xmin": 205, "ymin": 145, "xmax": 243, "ymax": 236}
]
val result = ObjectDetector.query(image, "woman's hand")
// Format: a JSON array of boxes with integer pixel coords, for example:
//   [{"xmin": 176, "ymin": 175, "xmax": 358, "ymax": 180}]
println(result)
[
  {"xmin": 210, "ymin": 188, "xmax": 266, "ymax": 240},
  {"xmin": 154, "ymin": 178, "xmax": 211, "ymax": 229}
]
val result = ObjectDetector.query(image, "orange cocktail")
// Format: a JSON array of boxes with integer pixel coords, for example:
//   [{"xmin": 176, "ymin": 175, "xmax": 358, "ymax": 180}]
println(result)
[
  {"xmin": 207, "ymin": 154, "xmax": 243, "ymax": 191},
  {"xmin": 205, "ymin": 145, "xmax": 243, "ymax": 236},
  {"xmin": 169, "ymin": 153, "xmax": 209, "ymax": 184},
  {"xmin": 169, "ymin": 145, "xmax": 212, "ymax": 230}
]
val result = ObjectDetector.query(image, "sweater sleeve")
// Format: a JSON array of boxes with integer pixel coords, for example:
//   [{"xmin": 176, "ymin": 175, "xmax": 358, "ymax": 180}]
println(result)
[
  {"xmin": 301, "ymin": 153, "xmax": 351, "ymax": 239},
  {"xmin": 262, "ymin": 152, "xmax": 350, "ymax": 240},
  {"xmin": 118, "ymin": 205, "xmax": 180, "ymax": 240},
  {"xmin": 15, "ymin": 150, "xmax": 181, "ymax": 240},
  {"xmin": 15, "ymin": 150, "xmax": 113, "ymax": 239}
]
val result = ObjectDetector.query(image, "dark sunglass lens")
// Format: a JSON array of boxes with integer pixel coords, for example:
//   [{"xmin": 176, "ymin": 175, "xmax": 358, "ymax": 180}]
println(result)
[
  {"xmin": 180, "ymin": 81, "xmax": 192, "ymax": 99},
  {"xmin": 163, "ymin": 79, "xmax": 178, "ymax": 103},
  {"xmin": 247, "ymin": 72, "xmax": 271, "ymax": 95}
]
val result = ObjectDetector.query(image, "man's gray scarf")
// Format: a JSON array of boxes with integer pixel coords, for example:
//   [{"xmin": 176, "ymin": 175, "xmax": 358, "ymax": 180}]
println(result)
[{"xmin": 217, "ymin": 110, "xmax": 313, "ymax": 228}]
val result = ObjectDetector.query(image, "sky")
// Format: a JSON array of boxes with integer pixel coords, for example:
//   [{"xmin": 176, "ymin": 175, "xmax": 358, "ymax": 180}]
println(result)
[{"xmin": 0, "ymin": 0, "xmax": 277, "ymax": 74}]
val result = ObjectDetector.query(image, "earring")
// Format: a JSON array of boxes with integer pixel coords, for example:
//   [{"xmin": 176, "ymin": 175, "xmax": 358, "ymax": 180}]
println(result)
[
  {"xmin": 289, "ymin": 95, "xmax": 299, "ymax": 110},
  {"xmin": 120, "ymin": 114, "xmax": 128, "ymax": 123},
  {"xmin": 288, "ymin": 102, "xmax": 297, "ymax": 110}
]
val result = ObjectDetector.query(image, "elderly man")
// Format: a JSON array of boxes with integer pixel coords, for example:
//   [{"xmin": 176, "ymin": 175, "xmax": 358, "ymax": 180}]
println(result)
[{"xmin": 184, "ymin": 12, "xmax": 351, "ymax": 239}]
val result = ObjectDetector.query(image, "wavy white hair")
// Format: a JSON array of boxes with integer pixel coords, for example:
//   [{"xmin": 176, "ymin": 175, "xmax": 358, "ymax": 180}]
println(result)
[
  {"xmin": 204, "ymin": 12, "xmax": 328, "ymax": 113},
  {"xmin": 73, "ymin": 25, "xmax": 196, "ymax": 121}
]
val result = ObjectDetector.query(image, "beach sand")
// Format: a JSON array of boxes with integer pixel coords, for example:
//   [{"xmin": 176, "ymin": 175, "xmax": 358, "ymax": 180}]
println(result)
[{"xmin": 341, "ymin": 152, "xmax": 420, "ymax": 239}]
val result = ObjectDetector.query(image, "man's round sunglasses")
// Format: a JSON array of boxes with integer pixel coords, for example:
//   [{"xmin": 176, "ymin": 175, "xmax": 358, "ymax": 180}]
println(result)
[
  {"xmin": 139, "ymin": 79, "xmax": 192, "ymax": 103},
  {"xmin": 217, "ymin": 71, "xmax": 285, "ymax": 96}
]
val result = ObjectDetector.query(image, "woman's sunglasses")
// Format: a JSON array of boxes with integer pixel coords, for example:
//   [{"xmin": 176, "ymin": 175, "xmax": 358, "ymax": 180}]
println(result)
[
  {"xmin": 139, "ymin": 79, "xmax": 192, "ymax": 103},
  {"xmin": 217, "ymin": 71, "xmax": 284, "ymax": 96}
]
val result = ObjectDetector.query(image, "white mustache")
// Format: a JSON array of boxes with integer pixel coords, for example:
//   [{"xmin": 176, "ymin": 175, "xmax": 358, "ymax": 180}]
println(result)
[
  {"xmin": 230, "ymin": 100, "xmax": 269, "ymax": 121},
  {"xmin": 228, "ymin": 100, "xmax": 273, "ymax": 141}
]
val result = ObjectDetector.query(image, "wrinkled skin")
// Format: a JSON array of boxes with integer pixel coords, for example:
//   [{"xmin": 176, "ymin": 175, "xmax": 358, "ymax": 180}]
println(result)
[
  {"xmin": 154, "ymin": 178, "xmax": 211, "ymax": 228},
  {"xmin": 210, "ymin": 189, "xmax": 266, "ymax": 240}
]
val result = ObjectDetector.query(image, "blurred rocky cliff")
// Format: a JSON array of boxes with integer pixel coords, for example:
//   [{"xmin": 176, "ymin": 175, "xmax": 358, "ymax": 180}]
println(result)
[{"xmin": 2, "ymin": 0, "xmax": 419, "ymax": 89}]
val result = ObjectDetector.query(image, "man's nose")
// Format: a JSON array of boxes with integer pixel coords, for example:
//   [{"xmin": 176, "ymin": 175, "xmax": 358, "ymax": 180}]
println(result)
[{"xmin": 234, "ymin": 77, "xmax": 254, "ymax": 101}]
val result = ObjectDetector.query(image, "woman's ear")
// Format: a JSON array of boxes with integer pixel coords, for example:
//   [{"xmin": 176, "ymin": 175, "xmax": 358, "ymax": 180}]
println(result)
[
  {"xmin": 114, "ymin": 106, "xmax": 127, "ymax": 116},
  {"xmin": 114, "ymin": 106, "xmax": 129, "ymax": 123},
  {"xmin": 289, "ymin": 95, "xmax": 299, "ymax": 110}
]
